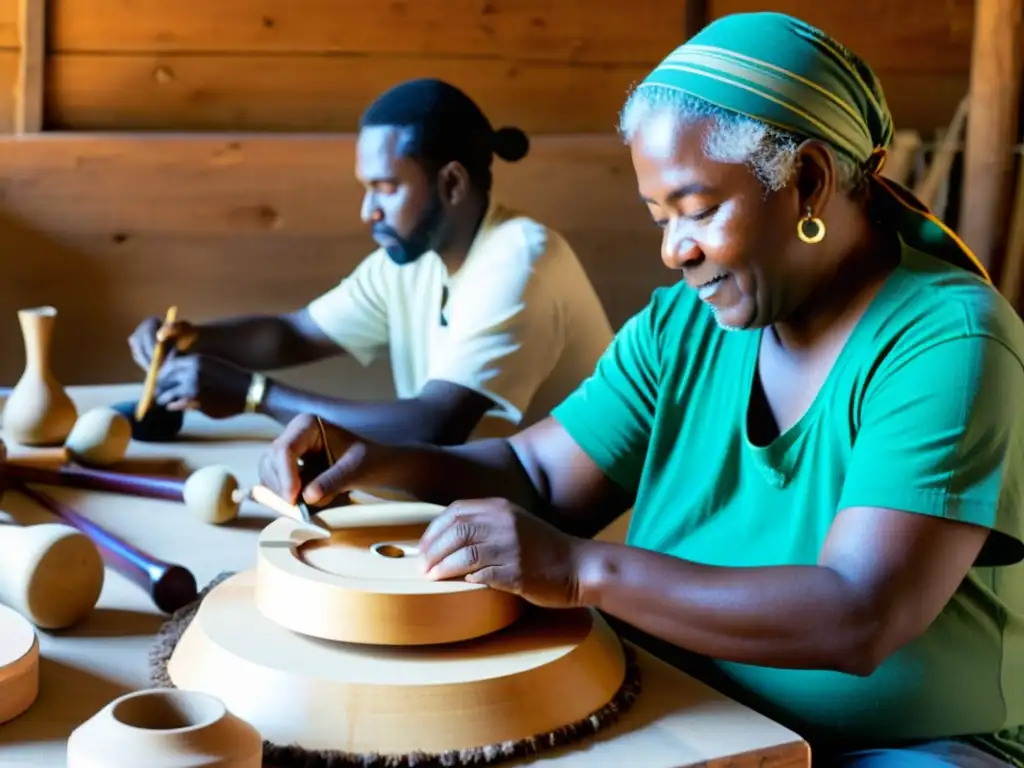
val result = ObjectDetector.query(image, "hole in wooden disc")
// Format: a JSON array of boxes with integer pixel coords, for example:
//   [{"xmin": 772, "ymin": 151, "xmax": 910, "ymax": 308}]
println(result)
[{"xmin": 372, "ymin": 543, "xmax": 407, "ymax": 559}]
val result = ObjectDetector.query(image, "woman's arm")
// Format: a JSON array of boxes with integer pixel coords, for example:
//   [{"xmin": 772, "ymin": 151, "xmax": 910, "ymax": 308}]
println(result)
[
  {"xmin": 576, "ymin": 504, "xmax": 990, "ymax": 675},
  {"xmin": 260, "ymin": 415, "xmax": 634, "ymax": 538}
]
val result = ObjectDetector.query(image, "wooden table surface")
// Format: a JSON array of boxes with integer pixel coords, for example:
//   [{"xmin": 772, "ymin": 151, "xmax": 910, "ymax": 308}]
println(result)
[{"xmin": 0, "ymin": 384, "xmax": 810, "ymax": 768}]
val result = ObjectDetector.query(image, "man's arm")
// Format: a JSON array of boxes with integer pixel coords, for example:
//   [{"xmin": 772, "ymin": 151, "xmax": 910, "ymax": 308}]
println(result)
[
  {"xmin": 258, "ymin": 378, "xmax": 497, "ymax": 446},
  {"xmin": 190, "ymin": 309, "xmax": 343, "ymax": 370}
]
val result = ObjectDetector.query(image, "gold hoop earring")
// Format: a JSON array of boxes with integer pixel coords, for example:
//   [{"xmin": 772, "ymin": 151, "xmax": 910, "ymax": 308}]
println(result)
[{"xmin": 797, "ymin": 207, "xmax": 826, "ymax": 244}]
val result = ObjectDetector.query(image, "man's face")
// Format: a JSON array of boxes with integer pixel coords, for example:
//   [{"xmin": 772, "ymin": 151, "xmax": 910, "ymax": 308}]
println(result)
[{"xmin": 355, "ymin": 125, "xmax": 449, "ymax": 265}]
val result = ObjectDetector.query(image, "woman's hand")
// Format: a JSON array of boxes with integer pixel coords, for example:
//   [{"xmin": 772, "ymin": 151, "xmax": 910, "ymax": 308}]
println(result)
[
  {"xmin": 258, "ymin": 414, "xmax": 388, "ymax": 506},
  {"xmin": 418, "ymin": 498, "xmax": 590, "ymax": 609}
]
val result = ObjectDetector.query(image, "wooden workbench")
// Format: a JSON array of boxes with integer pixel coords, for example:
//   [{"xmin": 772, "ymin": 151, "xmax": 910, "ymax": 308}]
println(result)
[{"xmin": 0, "ymin": 384, "xmax": 810, "ymax": 767}]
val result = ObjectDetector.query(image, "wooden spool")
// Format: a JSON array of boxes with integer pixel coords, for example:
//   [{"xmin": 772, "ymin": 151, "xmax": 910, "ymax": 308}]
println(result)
[
  {"xmin": 0, "ymin": 603, "xmax": 40, "ymax": 725},
  {"xmin": 166, "ymin": 570, "xmax": 629, "ymax": 757},
  {"xmin": 254, "ymin": 502, "xmax": 525, "ymax": 645}
]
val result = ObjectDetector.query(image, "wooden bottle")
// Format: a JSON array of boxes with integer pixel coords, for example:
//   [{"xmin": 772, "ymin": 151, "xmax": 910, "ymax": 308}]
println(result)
[
  {"xmin": 3, "ymin": 307, "xmax": 78, "ymax": 446},
  {"xmin": 0, "ymin": 521, "xmax": 104, "ymax": 630}
]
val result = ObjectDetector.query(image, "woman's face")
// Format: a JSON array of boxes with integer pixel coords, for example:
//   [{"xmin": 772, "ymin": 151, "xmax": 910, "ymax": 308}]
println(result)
[{"xmin": 629, "ymin": 110, "xmax": 808, "ymax": 331}]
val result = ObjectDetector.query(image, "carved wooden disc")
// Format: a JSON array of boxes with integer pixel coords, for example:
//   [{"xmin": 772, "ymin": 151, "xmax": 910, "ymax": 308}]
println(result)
[
  {"xmin": 254, "ymin": 502, "xmax": 525, "ymax": 645},
  {"xmin": 167, "ymin": 570, "xmax": 629, "ymax": 756},
  {"xmin": 0, "ymin": 604, "xmax": 39, "ymax": 725}
]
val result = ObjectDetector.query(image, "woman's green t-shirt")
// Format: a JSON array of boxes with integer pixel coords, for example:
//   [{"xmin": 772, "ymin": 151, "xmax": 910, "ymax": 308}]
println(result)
[{"xmin": 551, "ymin": 245, "xmax": 1024, "ymax": 758}]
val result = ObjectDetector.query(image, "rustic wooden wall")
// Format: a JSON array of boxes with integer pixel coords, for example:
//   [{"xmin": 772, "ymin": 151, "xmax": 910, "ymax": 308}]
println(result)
[
  {"xmin": 0, "ymin": 134, "xmax": 666, "ymax": 395},
  {"xmin": 43, "ymin": 1, "xmax": 685, "ymax": 133},
  {"xmin": 0, "ymin": 0, "xmax": 991, "ymax": 393},
  {"xmin": 0, "ymin": 1, "xmax": 15, "ymax": 131},
  {"xmin": 0, "ymin": 0, "xmax": 981, "ymax": 135}
]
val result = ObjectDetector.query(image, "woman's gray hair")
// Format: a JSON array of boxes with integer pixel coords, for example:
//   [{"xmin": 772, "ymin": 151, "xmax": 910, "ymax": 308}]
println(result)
[{"xmin": 618, "ymin": 84, "xmax": 865, "ymax": 195}]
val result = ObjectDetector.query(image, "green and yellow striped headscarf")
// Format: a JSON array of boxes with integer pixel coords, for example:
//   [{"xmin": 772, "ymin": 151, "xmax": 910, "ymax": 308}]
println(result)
[{"xmin": 636, "ymin": 11, "xmax": 989, "ymax": 282}]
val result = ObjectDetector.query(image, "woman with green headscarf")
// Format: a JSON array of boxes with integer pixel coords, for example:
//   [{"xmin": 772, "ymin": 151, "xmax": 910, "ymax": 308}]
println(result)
[{"xmin": 256, "ymin": 12, "xmax": 1024, "ymax": 765}]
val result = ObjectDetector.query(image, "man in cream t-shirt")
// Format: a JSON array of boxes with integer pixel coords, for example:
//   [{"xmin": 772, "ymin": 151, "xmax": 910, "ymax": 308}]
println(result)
[
  {"xmin": 127, "ymin": 78, "xmax": 612, "ymax": 446},
  {"xmin": 307, "ymin": 197, "xmax": 610, "ymax": 439}
]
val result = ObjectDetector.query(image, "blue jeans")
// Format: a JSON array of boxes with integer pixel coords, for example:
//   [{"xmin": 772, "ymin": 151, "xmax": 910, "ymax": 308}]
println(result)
[{"xmin": 826, "ymin": 740, "xmax": 1014, "ymax": 767}]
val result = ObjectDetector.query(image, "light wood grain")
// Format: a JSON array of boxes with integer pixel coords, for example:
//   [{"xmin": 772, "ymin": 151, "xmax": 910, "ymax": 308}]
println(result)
[
  {"xmin": 50, "ymin": 0, "xmax": 686, "ymax": 64},
  {"xmin": 0, "ymin": 133, "xmax": 668, "ymax": 391},
  {"xmin": 958, "ymin": 0, "xmax": 1022, "ymax": 272},
  {"xmin": 0, "ymin": 50, "xmax": 19, "ymax": 131},
  {"xmin": 41, "ymin": 55, "xmax": 972, "ymax": 135},
  {"xmin": 0, "ymin": 0, "xmax": 15, "ymax": 49},
  {"xmin": 15, "ymin": 0, "xmax": 43, "ymax": 132},
  {"xmin": 45, "ymin": 52, "xmax": 649, "ymax": 133},
  {"xmin": 253, "ymin": 504, "xmax": 525, "ymax": 645}
]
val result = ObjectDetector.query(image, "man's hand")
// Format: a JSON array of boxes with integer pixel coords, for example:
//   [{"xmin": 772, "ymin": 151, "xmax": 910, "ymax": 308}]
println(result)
[
  {"xmin": 128, "ymin": 315, "xmax": 199, "ymax": 371},
  {"xmin": 258, "ymin": 414, "xmax": 392, "ymax": 506},
  {"xmin": 154, "ymin": 354, "xmax": 252, "ymax": 419},
  {"xmin": 419, "ymin": 498, "xmax": 589, "ymax": 609}
]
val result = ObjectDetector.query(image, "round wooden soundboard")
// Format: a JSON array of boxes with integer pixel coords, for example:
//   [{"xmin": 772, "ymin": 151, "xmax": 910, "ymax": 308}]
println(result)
[
  {"xmin": 0, "ymin": 604, "xmax": 40, "ymax": 725},
  {"xmin": 255, "ymin": 501, "xmax": 525, "ymax": 645},
  {"xmin": 166, "ymin": 570, "xmax": 630, "ymax": 757}
]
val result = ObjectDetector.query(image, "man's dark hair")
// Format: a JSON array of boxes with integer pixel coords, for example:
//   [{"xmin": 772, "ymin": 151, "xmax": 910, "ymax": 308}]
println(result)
[{"xmin": 359, "ymin": 78, "xmax": 530, "ymax": 194}]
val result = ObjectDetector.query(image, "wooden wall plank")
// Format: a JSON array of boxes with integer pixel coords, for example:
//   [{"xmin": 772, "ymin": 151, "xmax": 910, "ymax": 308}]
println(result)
[
  {"xmin": 45, "ymin": 53, "xmax": 649, "ymax": 133},
  {"xmin": 0, "ymin": 50, "xmax": 19, "ymax": 131},
  {"xmin": 44, "ymin": 52, "xmax": 968, "ymax": 135},
  {"xmin": 709, "ymin": 1, "xmax": 974, "ymax": 73},
  {"xmin": 15, "ymin": 0, "xmax": 44, "ymax": 132},
  {"xmin": 880, "ymin": 72, "xmax": 970, "ymax": 133},
  {"xmin": 50, "ymin": 0, "xmax": 686, "ymax": 64},
  {"xmin": 0, "ymin": 0, "xmax": 15, "ymax": 49},
  {"xmin": 0, "ymin": 133, "xmax": 668, "ymax": 391},
  {"xmin": 958, "ymin": 0, "xmax": 1021, "ymax": 272}
]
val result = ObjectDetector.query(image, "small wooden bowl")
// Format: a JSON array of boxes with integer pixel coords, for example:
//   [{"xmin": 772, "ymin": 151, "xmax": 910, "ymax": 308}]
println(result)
[
  {"xmin": 67, "ymin": 688, "xmax": 262, "ymax": 767},
  {"xmin": 254, "ymin": 502, "xmax": 524, "ymax": 645},
  {"xmin": 0, "ymin": 603, "xmax": 40, "ymax": 725}
]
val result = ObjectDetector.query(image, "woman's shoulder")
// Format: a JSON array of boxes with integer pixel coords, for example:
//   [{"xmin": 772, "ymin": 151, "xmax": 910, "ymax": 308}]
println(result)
[{"xmin": 867, "ymin": 246, "xmax": 1024, "ymax": 360}]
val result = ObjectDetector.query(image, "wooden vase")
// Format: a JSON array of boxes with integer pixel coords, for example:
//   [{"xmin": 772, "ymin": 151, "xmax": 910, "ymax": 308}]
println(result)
[
  {"xmin": 0, "ymin": 521, "xmax": 104, "ymax": 629},
  {"xmin": 67, "ymin": 688, "xmax": 263, "ymax": 767},
  {"xmin": 3, "ymin": 307, "xmax": 78, "ymax": 446}
]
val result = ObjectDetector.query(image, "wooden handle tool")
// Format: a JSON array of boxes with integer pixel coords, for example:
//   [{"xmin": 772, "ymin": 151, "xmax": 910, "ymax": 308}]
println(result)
[{"xmin": 136, "ymin": 305, "xmax": 178, "ymax": 422}]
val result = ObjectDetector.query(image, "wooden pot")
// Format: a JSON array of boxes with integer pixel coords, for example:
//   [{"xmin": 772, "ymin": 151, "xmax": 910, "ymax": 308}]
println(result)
[{"xmin": 66, "ymin": 688, "xmax": 262, "ymax": 767}]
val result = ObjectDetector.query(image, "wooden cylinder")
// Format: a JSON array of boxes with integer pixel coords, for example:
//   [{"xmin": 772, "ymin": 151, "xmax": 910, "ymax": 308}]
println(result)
[
  {"xmin": 13, "ymin": 483, "xmax": 197, "ymax": 614},
  {"xmin": 0, "ymin": 521, "xmax": 104, "ymax": 629}
]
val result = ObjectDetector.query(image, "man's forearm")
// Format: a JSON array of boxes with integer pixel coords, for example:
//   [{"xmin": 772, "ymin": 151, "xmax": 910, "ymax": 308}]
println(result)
[
  {"xmin": 259, "ymin": 380, "xmax": 481, "ymax": 447},
  {"xmin": 192, "ymin": 316, "xmax": 335, "ymax": 370},
  {"xmin": 577, "ymin": 541, "xmax": 882, "ymax": 675}
]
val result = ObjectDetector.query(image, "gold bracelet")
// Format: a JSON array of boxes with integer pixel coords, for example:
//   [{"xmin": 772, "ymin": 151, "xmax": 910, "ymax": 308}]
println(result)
[{"xmin": 244, "ymin": 373, "xmax": 267, "ymax": 414}]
